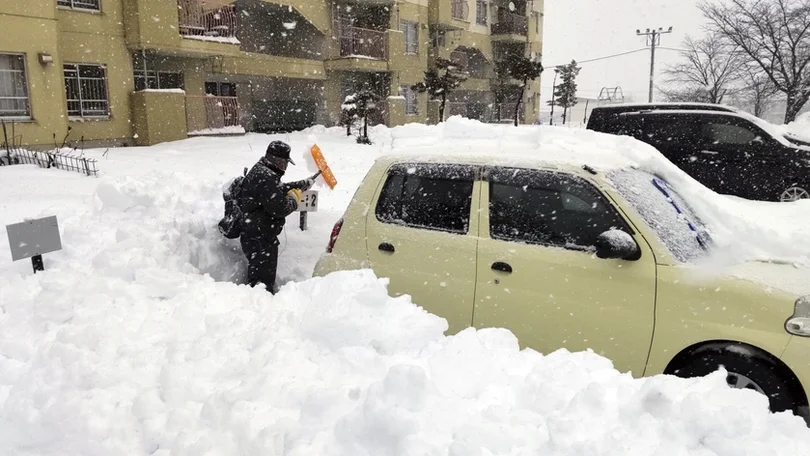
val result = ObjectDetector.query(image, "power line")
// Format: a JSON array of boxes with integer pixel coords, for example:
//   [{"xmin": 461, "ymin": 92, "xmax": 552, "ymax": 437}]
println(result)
[{"xmin": 545, "ymin": 48, "xmax": 649, "ymax": 68}]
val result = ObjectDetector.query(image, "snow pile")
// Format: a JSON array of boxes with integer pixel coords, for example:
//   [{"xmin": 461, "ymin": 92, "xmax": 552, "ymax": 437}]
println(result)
[
  {"xmin": 784, "ymin": 111, "xmax": 810, "ymax": 143},
  {"xmin": 188, "ymin": 125, "xmax": 246, "ymax": 136},
  {"xmin": 3, "ymin": 265, "xmax": 810, "ymax": 454},
  {"xmin": 3, "ymin": 120, "xmax": 810, "ymax": 453}
]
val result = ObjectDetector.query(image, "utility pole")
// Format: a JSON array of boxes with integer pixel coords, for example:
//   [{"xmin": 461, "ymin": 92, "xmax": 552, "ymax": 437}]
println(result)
[{"xmin": 636, "ymin": 26, "xmax": 672, "ymax": 102}]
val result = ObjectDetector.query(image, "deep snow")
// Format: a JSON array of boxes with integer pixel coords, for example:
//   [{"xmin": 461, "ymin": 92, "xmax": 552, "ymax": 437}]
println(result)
[{"xmin": 2, "ymin": 117, "xmax": 810, "ymax": 454}]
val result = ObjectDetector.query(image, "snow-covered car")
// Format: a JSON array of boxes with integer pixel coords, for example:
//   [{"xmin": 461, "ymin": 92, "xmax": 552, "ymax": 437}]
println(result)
[{"xmin": 313, "ymin": 152, "xmax": 810, "ymax": 421}]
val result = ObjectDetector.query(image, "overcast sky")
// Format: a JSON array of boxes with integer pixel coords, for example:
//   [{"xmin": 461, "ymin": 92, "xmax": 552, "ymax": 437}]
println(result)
[{"xmin": 540, "ymin": 0, "xmax": 708, "ymax": 106}]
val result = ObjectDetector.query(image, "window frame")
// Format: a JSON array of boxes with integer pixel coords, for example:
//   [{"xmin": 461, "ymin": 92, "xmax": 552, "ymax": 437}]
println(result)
[
  {"xmin": 399, "ymin": 20, "xmax": 419, "ymax": 55},
  {"xmin": 401, "ymin": 85, "xmax": 418, "ymax": 116},
  {"xmin": 133, "ymin": 69, "xmax": 185, "ymax": 91},
  {"xmin": 63, "ymin": 62, "xmax": 111, "ymax": 120},
  {"xmin": 57, "ymin": 0, "xmax": 101, "ymax": 12},
  {"xmin": 476, "ymin": 0, "xmax": 488, "ymax": 25},
  {"xmin": 483, "ymin": 166, "xmax": 637, "ymax": 252},
  {"xmin": 0, "ymin": 53, "xmax": 32, "ymax": 120},
  {"xmin": 374, "ymin": 162, "xmax": 478, "ymax": 235}
]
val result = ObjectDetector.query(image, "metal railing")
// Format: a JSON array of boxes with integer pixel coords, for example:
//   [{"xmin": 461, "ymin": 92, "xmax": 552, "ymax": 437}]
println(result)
[
  {"xmin": 338, "ymin": 26, "xmax": 389, "ymax": 60},
  {"xmin": 491, "ymin": 11, "xmax": 528, "ymax": 35},
  {"xmin": 177, "ymin": 0, "xmax": 237, "ymax": 39},
  {"xmin": 185, "ymin": 95, "xmax": 240, "ymax": 133},
  {"xmin": 451, "ymin": 0, "xmax": 470, "ymax": 20}
]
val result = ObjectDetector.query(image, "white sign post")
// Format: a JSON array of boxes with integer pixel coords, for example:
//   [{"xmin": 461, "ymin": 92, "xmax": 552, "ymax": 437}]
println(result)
[
  {"xmin": 6, "ymin": 215, "xmax": 62, "ymax": 273},
  {"xmin": 297, "ymin": 190, "xmax": 319, "ymax": 231}
]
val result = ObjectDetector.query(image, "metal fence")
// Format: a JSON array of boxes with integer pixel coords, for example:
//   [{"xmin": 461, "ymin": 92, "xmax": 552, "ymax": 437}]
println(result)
[
  {"xmin": 186, "ymin": 95, "xmax": 241, "ymax": 133},
  {"xmin": 177, "ymin": 0, "xmax": 237, "ymax": 39},
  {"xmin": 338, "ymin": 26, "xmax": 389, "ymax": 60},
  {"xmin": 1, "ymin": 121, "xmax": 98, "ymax": 176},
  {"xmin": 11, "ymin": 149, "xmax": 99, "ymax": 176}
]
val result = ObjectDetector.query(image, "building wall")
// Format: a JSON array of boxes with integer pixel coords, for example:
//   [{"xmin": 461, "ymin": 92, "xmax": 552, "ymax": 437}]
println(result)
[
  {"xmin": 1, "ymin": 0, "xmax": 546, "ymax": 147},
  {"xmin": 58, "ymin": 3, "xmax": 135, "ymax": 145},
  {"xmin": 0, "ymin": 2, "xmax": 67, "ymax": 146}
]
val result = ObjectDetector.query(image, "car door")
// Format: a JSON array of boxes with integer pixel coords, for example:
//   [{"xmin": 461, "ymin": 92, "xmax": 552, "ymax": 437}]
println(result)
[
  {"xmin": 696, "ymin": 115, "xmax": 784, "ymax": 200},
  {"xmin": 472, "ymin": 167, "xmax": 657, "ymax": 377},
  {"xmin": 366, "ymin": 162, "xmax": 481, "ymax": 335}
]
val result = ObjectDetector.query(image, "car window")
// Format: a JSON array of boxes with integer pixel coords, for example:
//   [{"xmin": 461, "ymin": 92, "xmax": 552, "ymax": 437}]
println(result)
[
  {"xmin": 375, "ymin": 163, "xmax": 475, "ymax": 234},
  {"xmin": 641, "ymin": 116, "xmax": 696, "ymax": 152},
  {"xmin": 487, "ymin": 167, "xmax": 631, "ymax": 250},
  {"xmin": 607, "ymin": 168, "xmax": 711, "ymax": 263},
  {"xmin": 702, "ymin": 121, "xmax": 760, "ymax": 146}
]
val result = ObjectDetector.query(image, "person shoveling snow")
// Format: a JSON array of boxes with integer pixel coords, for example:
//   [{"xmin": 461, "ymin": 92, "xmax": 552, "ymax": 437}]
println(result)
[{"xmin": 220, "ymin": 141, "xmax": 319, "ymax": 293}]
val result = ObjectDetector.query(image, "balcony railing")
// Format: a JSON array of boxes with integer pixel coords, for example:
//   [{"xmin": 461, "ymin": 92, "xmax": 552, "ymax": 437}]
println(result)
[
  {"xmin": 338, "ymin": 26, "xmax": 389, "ymax": 60},
  {"xmin": 177, "ymin": 0, "xmax": 238, "ymax": 41},
  {"xmin": 451, "ymin": 0, "xmax": 470, "ymax": 20},
  {"xmin": 491, "ymin": 11, "xmax": 528, "ymax": 36},
  {"xmin": 186, "ymin": 95, "xmax": 241, "ymax": 134}
]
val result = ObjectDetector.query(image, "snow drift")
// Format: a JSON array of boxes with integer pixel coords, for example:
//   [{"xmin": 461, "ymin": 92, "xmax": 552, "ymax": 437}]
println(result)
[{"xmin": 3, "ymin": 118, "xmax": 810, "ymax": 454}]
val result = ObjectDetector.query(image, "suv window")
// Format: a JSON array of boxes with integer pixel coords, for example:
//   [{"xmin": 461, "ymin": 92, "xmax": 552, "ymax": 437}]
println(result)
[
  {"xmin": 487, "ymin": 167, "xmax": 631, "ymax": 249},
  {"xmin": 702, "ymin": 119, "xmax": 761, "ymax": 146},
  {"xmin": 641, "ymin": 115, "xmax": 697, "ymax": 150},
  {"xmin": 375, "ymin": 163, "xmax": 475, "ymax": 234}
]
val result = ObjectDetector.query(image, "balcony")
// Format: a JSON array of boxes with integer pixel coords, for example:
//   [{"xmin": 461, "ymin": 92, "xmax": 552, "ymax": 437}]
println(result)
[
  {"xmin": 177, "ymin": 0, "xmax": 238, "ymax": 44},
  {"xmin": 491, "ymin": 11, "xmax": 528, "ymax": 40},
  {"xmin": 326, "ymin": 26, "xmax": 390, "ymax": 72},
  {"xmin": 430, "ymin": 0, "xmax": 470, "ymax": 30},
  {"xmin": 185, "ymin": 95, "xmax": 244, "ymax": 135}
]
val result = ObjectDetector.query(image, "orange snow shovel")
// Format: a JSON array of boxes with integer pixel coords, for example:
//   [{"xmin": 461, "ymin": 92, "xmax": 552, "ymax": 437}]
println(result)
[{"xmin": 310, "ymin": 144, "xmax": 338, "ymax": 189}]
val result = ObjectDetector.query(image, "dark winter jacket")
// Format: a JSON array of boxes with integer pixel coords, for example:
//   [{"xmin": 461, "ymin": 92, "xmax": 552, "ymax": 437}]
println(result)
[{"xmin": 238, "ymin": 157, "xmax": 308, "ymax": 244}]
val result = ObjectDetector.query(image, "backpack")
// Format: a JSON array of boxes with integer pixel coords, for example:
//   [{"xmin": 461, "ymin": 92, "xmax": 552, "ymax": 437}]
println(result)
[{"xmin": 218, "ymin": 167, "xmax": 248, "ymax": 239}]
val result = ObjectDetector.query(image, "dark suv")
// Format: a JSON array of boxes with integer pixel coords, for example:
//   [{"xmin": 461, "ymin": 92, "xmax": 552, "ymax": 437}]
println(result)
[{"xmin": 586, "ymin": 103, "xmax": 810, "ymax": 202}]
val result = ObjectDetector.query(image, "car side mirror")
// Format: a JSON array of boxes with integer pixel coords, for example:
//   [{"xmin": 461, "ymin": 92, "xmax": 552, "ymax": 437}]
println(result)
[{"xmin": 594, "ymin": 230, "xmax": 641, "ymax": 261}]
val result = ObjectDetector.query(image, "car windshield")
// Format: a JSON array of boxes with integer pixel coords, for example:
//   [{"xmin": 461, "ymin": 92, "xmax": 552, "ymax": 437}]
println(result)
[{"xmin": 607, "ymin": 168, "xmax": 712, "ymax": 263}]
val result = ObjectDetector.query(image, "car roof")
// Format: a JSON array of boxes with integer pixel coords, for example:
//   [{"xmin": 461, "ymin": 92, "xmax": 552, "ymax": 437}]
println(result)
[
  {"xmin": 373, "ymin": 153, "xmax": 619, "ymax": 182},
  {"xmin": 592, "ymin": 102, "xmax": 739, "ymax": 113}
]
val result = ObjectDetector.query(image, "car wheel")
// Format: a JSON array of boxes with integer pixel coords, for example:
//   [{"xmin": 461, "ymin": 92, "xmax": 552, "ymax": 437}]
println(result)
[
  {"xmin": 780, "ymin": 184, "xmax": 810, "ymax": 202},
  {"xmin": 671, "ymin": 350, "xmax": 799, "ymax": 413}
]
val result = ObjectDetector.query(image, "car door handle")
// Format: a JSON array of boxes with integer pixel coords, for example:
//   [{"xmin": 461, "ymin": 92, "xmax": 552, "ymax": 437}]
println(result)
[
  {"xmin": 491, "ymin": 262, "xmax": 512, "ymax": 273},
  {"xmin": 378, "ymin": 242, "xmax": 395, "ymax": 253},
  {"xmin": 699, "ymin": 150, "xmax": 719, "ymax": 155}
]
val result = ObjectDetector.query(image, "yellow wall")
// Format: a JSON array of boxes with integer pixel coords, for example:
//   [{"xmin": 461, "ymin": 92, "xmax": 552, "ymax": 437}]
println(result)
[
  {"xmin": 130, "ymin": 91, "xmax": 187, "ymax": 146},
  {"xmin": 58, "ymin": 5, "xmax": 134, "ymax": 144},
  {"xmin": 0, "ymin": 7, "xmax": 67, "ymax": 146}
]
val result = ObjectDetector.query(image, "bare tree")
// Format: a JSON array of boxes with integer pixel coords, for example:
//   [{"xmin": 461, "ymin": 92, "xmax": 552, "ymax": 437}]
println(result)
[
  {"xmin": 738, "ymin": 66, "xmax": 780, "ymax": 117},
  {"xmin": 700, "ymin": 0, "xmax": 810, "ymax": 122},
  {"xmin": 662, "ymin": 33, "xmax": 744, "ymax": 104}
]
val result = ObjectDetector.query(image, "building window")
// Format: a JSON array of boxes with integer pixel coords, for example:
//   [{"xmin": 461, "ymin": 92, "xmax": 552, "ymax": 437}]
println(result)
[
  {"xmin": 57, "ymin": 0, "xmax": 101, "ymax": 11},
  {"xmin": 0, "ymin": 54, "xmax": 30, "ymax": 119},
  {"xmin": 400, "ymin": 20, "xmax": 418, "ymax": 55},
  {"xmin": 401, "ymin": 85, "xmax": 418, "ymax": 116},
  {"xmin": 64, "ymin": 63, "xmax": 110, "ymax": 118},
  {"xmin": 476, "ymin": 0, "xmax": 488, "ymax": 25},
  {"xmin": 134, "ymin": 70, "xmax": 184, "ymax": 91}
]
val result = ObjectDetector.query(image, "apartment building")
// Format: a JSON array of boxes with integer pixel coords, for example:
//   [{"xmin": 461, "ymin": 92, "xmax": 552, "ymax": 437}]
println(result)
[{"xmin": 0, "ymin": 0, "xmax": 544, "ymax": 147}]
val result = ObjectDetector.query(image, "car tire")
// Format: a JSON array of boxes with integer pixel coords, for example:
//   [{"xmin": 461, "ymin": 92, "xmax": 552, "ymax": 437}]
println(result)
[
  {"xmin": 779, "ymin": 183, "xmax": 810, "ymax": 202},
  {"xmin": 671, "ymin": 350, "xmax": 800, "ymax": 414}
]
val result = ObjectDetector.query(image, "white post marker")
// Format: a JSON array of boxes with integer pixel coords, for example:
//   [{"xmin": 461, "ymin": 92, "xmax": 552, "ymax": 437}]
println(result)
[
  {"xmin": 297, "ymin": 190, "xmax": 319, "ymax": 231},
  {"xmin": 5, "ymin": 215, "xmax": 62, "ymax": 273}
]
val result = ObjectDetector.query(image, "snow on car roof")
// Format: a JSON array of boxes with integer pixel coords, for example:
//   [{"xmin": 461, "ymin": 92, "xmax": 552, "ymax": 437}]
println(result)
[{"xmin": 377, "ymin": 116, "xmax": 644, "ymax": 172}]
